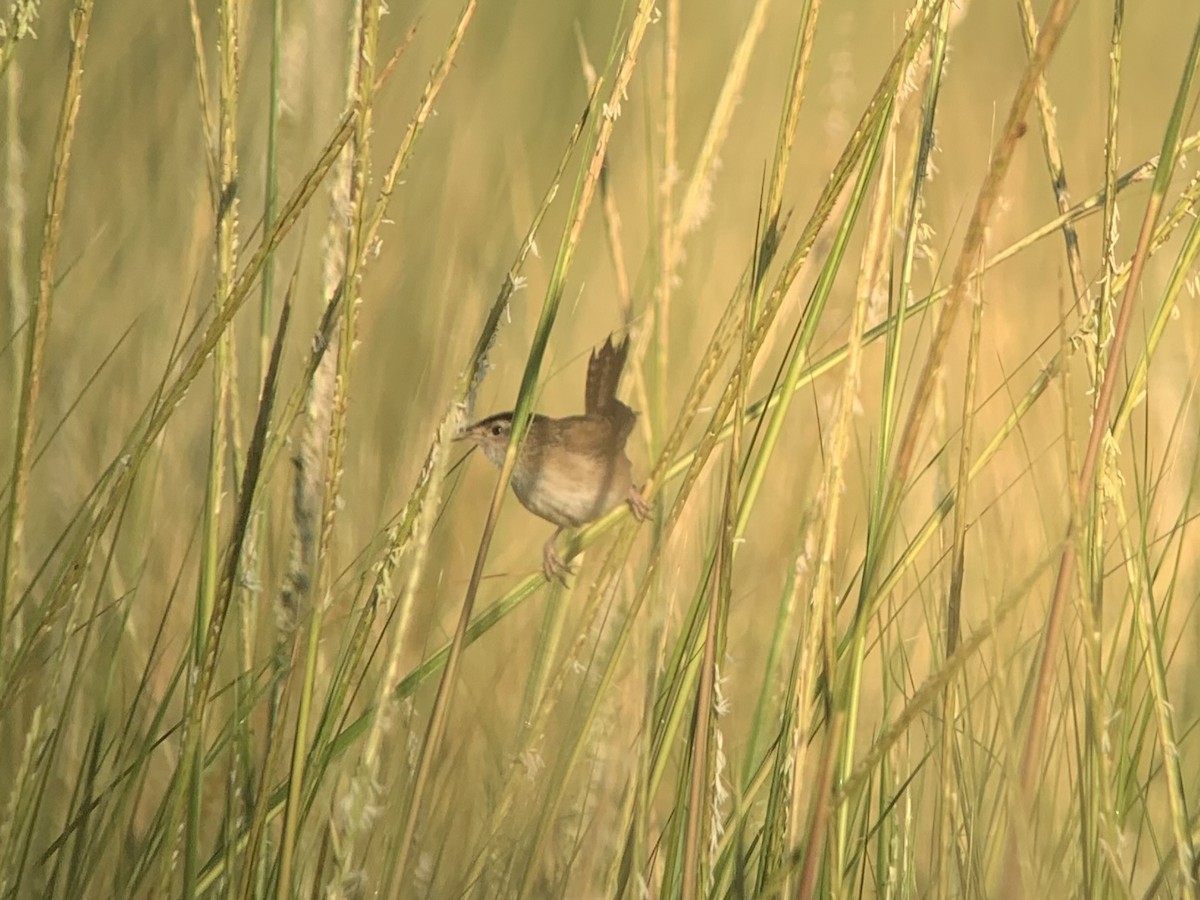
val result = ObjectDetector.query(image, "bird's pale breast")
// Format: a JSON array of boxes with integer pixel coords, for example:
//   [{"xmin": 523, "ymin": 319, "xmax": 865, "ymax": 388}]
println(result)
[{"xmin": 510, "ymin": 447, "xmax": 633, "ymax": 528}]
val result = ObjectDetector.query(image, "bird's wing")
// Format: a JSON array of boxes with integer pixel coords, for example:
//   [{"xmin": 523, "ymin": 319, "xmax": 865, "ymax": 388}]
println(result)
[{"xmin": 555, "ymin": 408, "xmax": 636, "ymax": 453}]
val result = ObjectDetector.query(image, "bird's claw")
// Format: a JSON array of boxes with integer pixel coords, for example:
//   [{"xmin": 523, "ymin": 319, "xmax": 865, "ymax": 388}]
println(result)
[
  {"xmin": 543, "ymin": 541, "xmax": 574, "ymax": 585},
  {"xmin": 627, "ymin": 487, "xmax": 651, "ymax": 522}
]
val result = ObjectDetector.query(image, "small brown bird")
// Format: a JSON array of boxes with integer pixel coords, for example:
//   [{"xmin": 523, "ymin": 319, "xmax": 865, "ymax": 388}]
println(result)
[{"xmin": 457, "ymin": 336, "xmax": 650, "ymax": 581}]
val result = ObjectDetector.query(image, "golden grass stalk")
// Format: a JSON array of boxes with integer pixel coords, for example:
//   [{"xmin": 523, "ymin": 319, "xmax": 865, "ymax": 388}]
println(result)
[
  {"xmin": 1013, "ymin": 13, "xmax": 1200, "ymax": 886},
  {"xmin": 1, "ymin": 0, "xmax": 93, "ymax": 651}
]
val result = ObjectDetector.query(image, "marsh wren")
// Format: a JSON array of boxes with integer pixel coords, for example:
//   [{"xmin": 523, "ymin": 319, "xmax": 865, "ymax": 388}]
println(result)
[{"xmin": 457, "ymin": 336, "xmax": 650, "ymax": 581}]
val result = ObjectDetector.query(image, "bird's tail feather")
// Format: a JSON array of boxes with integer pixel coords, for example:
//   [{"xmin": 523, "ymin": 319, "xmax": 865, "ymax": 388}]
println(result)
[{"xmin": 585, "ymin": 335, "xmax": 630, "ymax": 415}]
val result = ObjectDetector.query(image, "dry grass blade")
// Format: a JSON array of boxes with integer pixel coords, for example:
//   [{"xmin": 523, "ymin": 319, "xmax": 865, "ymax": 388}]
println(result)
[
  {"xmin": 1013, "ymin": 13, "xmax": 1200, "ymax": 882},
  {"xmin": 883, "ymin": 0, "xmax": 1076, "ymax": 551},
  {"xmin": 1, "ymin": 0, "xmax": 94, "ymax": 651}
]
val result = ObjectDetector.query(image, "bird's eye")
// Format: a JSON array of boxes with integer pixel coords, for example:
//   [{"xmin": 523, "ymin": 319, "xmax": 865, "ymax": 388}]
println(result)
[{"xmin": 491, "ymin": 424, "xmax": 504, "ymax": 436}]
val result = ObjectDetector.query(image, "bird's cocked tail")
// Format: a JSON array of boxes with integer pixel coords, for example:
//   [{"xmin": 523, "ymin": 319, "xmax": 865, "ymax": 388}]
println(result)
[{"xmin": 585, "ymin": 336, "xmax": 630, "ymax": 415}]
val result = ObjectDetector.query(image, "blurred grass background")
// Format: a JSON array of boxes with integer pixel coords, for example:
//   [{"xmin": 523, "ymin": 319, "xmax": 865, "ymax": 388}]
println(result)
[{"xmin": 3, "ymin": 0, "xmax": 1200, "ymax": 896}]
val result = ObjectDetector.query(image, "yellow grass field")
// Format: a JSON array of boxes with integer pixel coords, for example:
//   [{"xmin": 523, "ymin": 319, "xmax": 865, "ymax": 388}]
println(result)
[{"xmin": 2, "ymin": 0, "xmax": 1200, "ymax": 896}]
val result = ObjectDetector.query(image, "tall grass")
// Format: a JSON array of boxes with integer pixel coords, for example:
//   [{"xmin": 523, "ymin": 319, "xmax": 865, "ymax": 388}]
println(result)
[{"xmin": 3, "ymin": 0, "xmax": 1200, "ymax": 897}]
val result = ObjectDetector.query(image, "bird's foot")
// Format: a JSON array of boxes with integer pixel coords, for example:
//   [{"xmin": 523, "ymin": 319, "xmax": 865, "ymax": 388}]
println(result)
[
  {"xmin": 627, "ymin": 486, "xmax": 651, "ymax": 522},
  {"xmin": 543, "ymin": 538, "xmax": 574, "ymax": 584}
]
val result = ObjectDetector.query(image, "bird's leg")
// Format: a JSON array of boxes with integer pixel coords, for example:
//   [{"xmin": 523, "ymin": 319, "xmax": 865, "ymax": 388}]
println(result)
[
  {"xmin": 542, "ymin": 527, "xmax": 573, "ymax": 583},
  {"xmin": 626, "ymin": 486, "xmax": 651, "ymax": 522}
]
